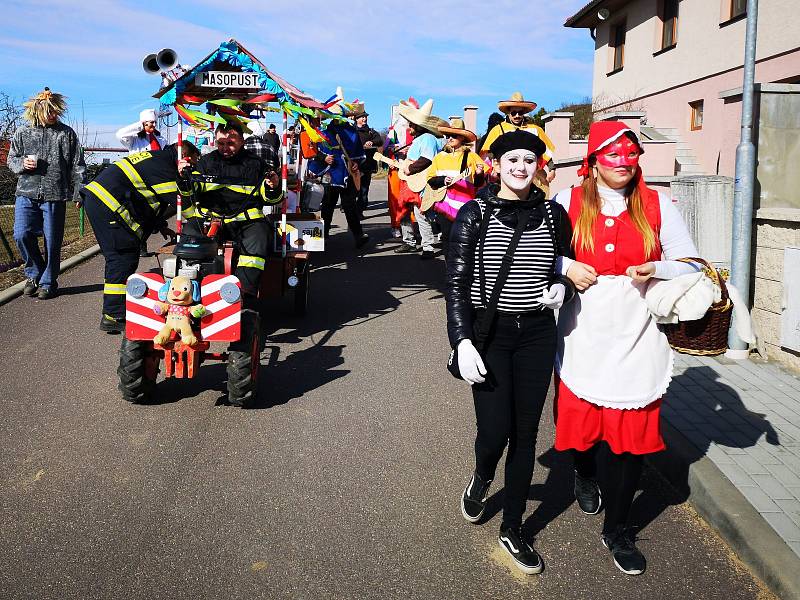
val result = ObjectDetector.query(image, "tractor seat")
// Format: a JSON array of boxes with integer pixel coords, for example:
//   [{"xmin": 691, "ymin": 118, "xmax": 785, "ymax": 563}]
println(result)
[{"xmin": 174, "ymin": 234, "xmax": 219, "ymax": 261}]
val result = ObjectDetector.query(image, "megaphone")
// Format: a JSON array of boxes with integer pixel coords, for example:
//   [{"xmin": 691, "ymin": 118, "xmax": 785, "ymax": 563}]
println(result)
[
  {"xmin": 143, "ymin": 53, "xmax": 160, "ymax": 74},
  {"xmin": 156, "ymin": 48, "xmax": 178, "ymax": 71}
]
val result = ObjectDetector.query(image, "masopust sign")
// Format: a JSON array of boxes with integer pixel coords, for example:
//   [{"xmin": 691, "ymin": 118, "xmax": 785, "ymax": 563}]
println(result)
[{"xmin": 195, "ymin": 71, "xmax": 260, "ymax": 88}]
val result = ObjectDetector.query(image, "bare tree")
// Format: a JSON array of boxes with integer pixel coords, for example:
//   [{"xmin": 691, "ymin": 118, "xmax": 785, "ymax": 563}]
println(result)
[{"xmin": 0, "ymin": 92, "xmax": 23, "ymax": 141}]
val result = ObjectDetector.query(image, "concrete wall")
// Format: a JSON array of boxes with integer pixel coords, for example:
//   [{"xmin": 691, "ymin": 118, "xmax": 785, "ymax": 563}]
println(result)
[{"xmin": 752, "ymin": 208, "xmax": 800, "ymax": 373}]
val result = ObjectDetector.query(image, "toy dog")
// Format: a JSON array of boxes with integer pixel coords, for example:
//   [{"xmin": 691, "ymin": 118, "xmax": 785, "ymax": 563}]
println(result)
[{"xmin": 152, "ymin": 275, "xmax": 207, "ymax": 346}]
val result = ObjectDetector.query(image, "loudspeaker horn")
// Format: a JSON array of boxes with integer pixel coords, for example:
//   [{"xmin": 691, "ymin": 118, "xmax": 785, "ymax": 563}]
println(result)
[
  {"xmin": 156, "ymin": 48, "xmax": 178, "ymax": 71},
  {"xmin": 143, "ymin": 53, "xmax": 160, "ymax": 74}
]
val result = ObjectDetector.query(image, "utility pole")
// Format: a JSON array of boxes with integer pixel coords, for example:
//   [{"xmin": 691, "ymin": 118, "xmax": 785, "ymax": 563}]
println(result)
[{"xmin": 727, "ymin": 0, "xmax": 759, "ymax": 360}]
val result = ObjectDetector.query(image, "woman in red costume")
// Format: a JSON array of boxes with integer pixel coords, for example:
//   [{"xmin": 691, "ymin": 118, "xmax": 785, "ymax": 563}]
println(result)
[{"xmin": 553, "ymin": 121, "xmax": 700, "ymax": 576}]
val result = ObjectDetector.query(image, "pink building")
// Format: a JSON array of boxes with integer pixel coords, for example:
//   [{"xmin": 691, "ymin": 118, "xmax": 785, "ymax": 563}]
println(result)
[{"xmin": 557, "ymin": 0, "xmax": 799, "ymax": 180}]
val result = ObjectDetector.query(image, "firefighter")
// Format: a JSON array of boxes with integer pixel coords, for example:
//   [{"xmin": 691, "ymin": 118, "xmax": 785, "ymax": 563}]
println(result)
[
  {"xmin": 178, "ymin": 122, "xmax": 283, "ymax": 308},
  {"xmin": 80, "ymin": 142, "xmax": 200, "ymax": 333}
]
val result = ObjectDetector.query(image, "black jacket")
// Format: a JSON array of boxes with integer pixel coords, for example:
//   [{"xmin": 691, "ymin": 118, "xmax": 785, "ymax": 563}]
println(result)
[
  {"xmin": 355, "ymin": 125, "xmax": 383, "ymax": 174},
  {"xmin": 445, "ymin": 185, "xmax": 576, "ymax": 347}
]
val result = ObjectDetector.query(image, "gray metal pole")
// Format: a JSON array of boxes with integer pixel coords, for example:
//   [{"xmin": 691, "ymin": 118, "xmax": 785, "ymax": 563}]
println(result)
[{"xmin": 727, "ymin": 0, "xmax": 759, "ymax": 358}]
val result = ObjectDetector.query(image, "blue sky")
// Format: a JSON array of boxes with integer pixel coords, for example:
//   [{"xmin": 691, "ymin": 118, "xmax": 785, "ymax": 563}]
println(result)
[{"xmin": 0, "ymin": 0, "xmax": 594, "ymax": 148}]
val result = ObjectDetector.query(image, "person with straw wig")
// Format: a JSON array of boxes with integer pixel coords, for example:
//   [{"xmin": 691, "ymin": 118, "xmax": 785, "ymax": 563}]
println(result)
[
  {"xmin": 394, "ymin": 98, "xmax": 446, "ymax": 258},
  {"xmin": 553, "ymin": 121, "xmax": 701, "ymax": 576},
  {"xmin": 6, "ymin": 87, "xmax": 85, "ymax": 300}
]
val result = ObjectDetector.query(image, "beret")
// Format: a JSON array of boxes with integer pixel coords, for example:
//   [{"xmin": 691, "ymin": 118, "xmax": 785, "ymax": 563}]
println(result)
[{"xmin": 489, "ymin": 129, "xmax": 546, "ymax": 160}]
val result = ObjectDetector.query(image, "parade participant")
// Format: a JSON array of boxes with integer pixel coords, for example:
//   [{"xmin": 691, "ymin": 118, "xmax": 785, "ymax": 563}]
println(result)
[
  {"xmin": 476, "ymin": 112, "xmax": 504, "ymax": 156},
  {"xmin": 179, "ymin": 122, "xmax": 283, "ymax": 305},
  {"xmin": 115, "ymin": 109, "xmax": 167, "ymax": 155},
  {"xmin": 80, "ymin": 142, "xmax": 200, "ymax": 333},
  {"xmin": 426, "ymin": 118, "xmax": 485, "ymax": 254},
  {"xmin": 386, "ymin": 101, "xmax": 415, "ymax": 239},
  {"xmin": 306, "ymin": 119, "xmax": 370, "ymax": 249},
  {"xmin": 350, "ymin": 104, "xmax": 382, "ymax": 217},
  {"xmin": 553, "ymin": 121, "xmax": 700, "ymax": 576},
  {"xmin": 263, "ymin": 123, "xmax": 281, "ymax": 155},
  {"xmin": 394, "ymin": 98, "xmax": 446, "ymax": 258},
  {"xmin": 480, "ymin": 92, "xmax": 557, "ymax": 186},
  {"xmin": 7, "ymin": 87, "xmax": 85, "ymax": 300},
  {"xmin": 446, "ymin": 130, "xmax": 576, "ymax": 575}
]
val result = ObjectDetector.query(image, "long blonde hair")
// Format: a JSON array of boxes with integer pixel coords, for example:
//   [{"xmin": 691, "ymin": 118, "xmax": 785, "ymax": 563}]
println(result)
[
  {"xmin": 573, "ymin": 136, "xmax": 657, "ymax": 257},
  {"xmin": 23, "ymin": 88, "xmax": 67, "ymax": 127}
]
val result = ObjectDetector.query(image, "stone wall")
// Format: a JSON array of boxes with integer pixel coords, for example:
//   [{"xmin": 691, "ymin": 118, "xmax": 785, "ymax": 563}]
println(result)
[{"xmin": 752, "ymin": 207, "xmax": 800, "ymax": 373}]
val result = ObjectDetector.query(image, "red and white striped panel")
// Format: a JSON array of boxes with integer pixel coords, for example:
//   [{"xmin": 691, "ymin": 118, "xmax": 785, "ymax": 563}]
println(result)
[
  {"xmin": 125, "ymin": 273, "xmax": 167, "ymax": 341},
  {"xmin": 199, "ymin": 274, "xmax": 241, "ymax": 342}
]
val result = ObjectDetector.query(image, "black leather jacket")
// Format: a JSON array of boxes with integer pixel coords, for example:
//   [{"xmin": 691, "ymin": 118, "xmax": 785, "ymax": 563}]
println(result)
[{"xmin": 445, "ymin": 185, "xmax": 576, "ymax": 347}]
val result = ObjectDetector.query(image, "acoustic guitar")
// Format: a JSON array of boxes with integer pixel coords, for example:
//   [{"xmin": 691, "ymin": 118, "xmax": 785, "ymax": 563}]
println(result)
[
  {"xmin": 419, "ymin": 168, "xmax": 473, "ymax": 212},
  {"xmin": 373, "ymin": 152, "xmax": 428, "ymax": 194},
  {"xmin": 335, "ymin": 133, "xmax": 361, "ymax": 192}
]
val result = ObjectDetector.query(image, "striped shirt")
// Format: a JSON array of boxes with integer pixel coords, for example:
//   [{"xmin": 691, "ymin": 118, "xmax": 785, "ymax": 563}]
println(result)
[{"xmin": 470, "ymin": 199, "xmax": 556, "ymax": 313}]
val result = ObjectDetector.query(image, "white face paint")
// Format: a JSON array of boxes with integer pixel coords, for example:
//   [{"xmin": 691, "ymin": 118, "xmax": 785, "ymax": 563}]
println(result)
[{"xmin": 497, "ymin": 149, "xmax": 538, "ymax": 194}]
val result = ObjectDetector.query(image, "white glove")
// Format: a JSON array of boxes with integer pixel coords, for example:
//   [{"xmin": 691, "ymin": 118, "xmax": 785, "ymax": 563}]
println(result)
[
  {"xmin": 539, "ymin": 283, "xmax": 566, "ymax": 310},
  {"xmin": 458, "ymin": 339, "xmax": 487, "ymax": 385}
]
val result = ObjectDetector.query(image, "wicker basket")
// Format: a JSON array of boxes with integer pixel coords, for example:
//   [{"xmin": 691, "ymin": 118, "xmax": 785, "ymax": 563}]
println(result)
[{"xmin": 660, "ymin": 257, "xmax": 733, "ymax": 356}]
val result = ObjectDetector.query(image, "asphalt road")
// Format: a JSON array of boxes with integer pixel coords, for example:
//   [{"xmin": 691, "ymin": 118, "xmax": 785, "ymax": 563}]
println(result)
[{"xmin": 0, "ymin": 180, "xmax": 773, "ymax": 600}]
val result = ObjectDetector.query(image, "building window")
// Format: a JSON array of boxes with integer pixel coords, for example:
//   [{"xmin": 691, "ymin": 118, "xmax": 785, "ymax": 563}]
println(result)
[
  {"xmin": 731, "ymin": 0, "xmax": 746, "ymax": 19},
  {"xmin": 611, "ymin": 20, "xmax": 626, "ymax": 72},
  {"xmin": 690, "ymin": 100, "xmax": 704, "ymax": 130},
  {"xmin": 661, "ymin": 0, "xmax": 679, "ymax": 49}
]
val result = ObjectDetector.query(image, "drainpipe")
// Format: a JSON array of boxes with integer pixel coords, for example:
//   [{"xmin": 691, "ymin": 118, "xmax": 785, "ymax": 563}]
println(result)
[{"xmin": 726, "ymin": 0, "xmax": 759, "ymax": 360}]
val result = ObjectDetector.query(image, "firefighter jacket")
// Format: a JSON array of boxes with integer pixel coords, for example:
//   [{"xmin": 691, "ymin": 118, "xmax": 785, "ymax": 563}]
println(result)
[
  {"xmin": 182, "ymin": 148, "xmax": 283, "ymax": 221},
  {"xmin": 81, "ymin": 146, "xmax": 182, "ymax": 238}
]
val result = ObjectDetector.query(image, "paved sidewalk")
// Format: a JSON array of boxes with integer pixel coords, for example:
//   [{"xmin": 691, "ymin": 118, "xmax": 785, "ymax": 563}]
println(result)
[{"xmin": 662, "ymin": 352, "xmax": 800, "ymax": 594}]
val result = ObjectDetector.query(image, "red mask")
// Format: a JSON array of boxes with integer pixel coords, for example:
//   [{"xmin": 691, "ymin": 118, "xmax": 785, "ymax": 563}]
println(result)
[{"xmin": 595, "ymin": 136, "xmax": 640, "ymax": 169}]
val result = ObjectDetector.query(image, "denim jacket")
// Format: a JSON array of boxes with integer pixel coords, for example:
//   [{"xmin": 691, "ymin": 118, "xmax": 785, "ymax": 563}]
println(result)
[{"xmin": 6, "ymin": 122, "xmax": 85, "ymax": 202}]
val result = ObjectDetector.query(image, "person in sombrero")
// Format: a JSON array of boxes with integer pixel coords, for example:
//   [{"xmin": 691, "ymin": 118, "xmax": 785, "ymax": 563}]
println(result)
[
  {"xmin": 480, "ymin": 92, "xmax": 557, "ymax": 189},
  {"xmin": 426, "ymin": 118, "xmax": 485, "ymax": 255},
  {"xmin": 394, "ymin": 98, "xmax": 446, "ymax": 258}
]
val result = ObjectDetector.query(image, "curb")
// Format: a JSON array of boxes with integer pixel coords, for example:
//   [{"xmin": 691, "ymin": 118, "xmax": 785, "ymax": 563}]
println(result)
[
  {"xmin": 649, "ymin": 420, "xmax": 800, "ymax": 600},
  {"xmin": 0, "ymin": 244, "xmax": 101, "ymax": 307}
]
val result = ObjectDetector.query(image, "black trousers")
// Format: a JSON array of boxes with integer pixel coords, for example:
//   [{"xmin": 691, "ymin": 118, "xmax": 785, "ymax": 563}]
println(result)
[
  {"xmin": 183, "ymin": 217, "xmax": 268, "ymax": 298},
  {"xmin": 436, "ymin": 213, "xmax": 453, "ymax": 258},
  {"xmin": 573, "ymin": 444, "xmax": 644, "ymax": 534},
  {"xmin": 357, "ymin": 172, "xmax": 373, "ymax": 212},
  {"xmin": 321, "ymin": 181, "xmax": 364, "ymax": 241},
  {"xmin": 472, "ymin": 310, "xmax": 557, "ymax": 530},
  {"xmin": 83, "ymin": 192, "xmax": 141, "ymax": 320}
]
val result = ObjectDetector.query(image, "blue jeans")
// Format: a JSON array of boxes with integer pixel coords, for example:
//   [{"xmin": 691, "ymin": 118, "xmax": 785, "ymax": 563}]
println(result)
[{"xmin": 13, "ymin": 196, "xmax": 67, "ymax": 290}]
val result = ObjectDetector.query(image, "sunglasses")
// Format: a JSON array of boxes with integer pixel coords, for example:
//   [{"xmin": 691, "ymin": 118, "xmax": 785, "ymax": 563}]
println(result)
[{"xmin": 509, "ymin": 110, "xmax": 526, "ymax": 116}]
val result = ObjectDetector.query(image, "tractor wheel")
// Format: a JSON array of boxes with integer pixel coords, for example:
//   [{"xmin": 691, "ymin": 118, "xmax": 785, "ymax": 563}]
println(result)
[
  {"xmin": 293, "ymin": 264, "xmax": 310, "ymax": 316},
  {"xmin": 227, "ymin": 309, "xmax": 261, "ymax": 408},
  {"xmin": 118, "ymin": 337, "xmax": 159, "ymax": 403}
]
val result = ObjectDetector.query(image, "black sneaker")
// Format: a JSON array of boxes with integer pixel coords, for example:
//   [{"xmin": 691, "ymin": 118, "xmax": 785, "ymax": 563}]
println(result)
[
  {"xmin": 23, "ymin": 279, "xmax": 37, "ymax": 297},
  {"xmin": 498, "ymin": 526, "xmax": 544, "ymax": 574},
  {"xmin": 36, "ymin": 286, "xmax": 55, "ymax": 300},
  {"xmin": 394, "ymin": 243, "xmax": 417, "ymax": 254},
  {"xmin": 461, "ymin": 472, "xmax": 492, "ymax": 523},
  {"xmin": 574, "ymin": 471, "xmax": 602, "ymax": 515},
  {"xmin": 100, "ymin": 314, "xmax": 125, "ymax": 334},
  {"xmin": 355, "ymin": 234, "xmax": 370, "ymax": 249},
  {"xmin": 601, "ymin": 527, "xmax": 646, "ymax": 576}
]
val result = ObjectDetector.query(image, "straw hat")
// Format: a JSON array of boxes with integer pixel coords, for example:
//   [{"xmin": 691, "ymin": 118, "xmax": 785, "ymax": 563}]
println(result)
[
  {"xmin": 497, "ymin": 91, "xmax": 537, "ymax": 115},
  {"xmin": 438, "ymin": 118, "xmax": 477, "ymax": 143},
  {"xmin": 347, "ymin": 103, "xmax": 368, "ymax": 118},
  {"xmin": 397, "ymin": 98, "xmax": 448, "ymax": 137}
]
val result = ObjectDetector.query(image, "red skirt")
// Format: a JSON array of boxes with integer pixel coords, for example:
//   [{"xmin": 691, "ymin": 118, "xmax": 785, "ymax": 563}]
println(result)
[{"xmin": 553, "ymin": 377, "xmax": 665, "ymax": 455}]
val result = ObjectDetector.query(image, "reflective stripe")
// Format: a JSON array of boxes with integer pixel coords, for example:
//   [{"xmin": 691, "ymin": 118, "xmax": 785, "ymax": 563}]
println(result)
[
  {"xmin": 115, "ymin": 159, "xmax": 161, "ymax": 212},
  {"xmin": 182, "ymin": 206, "xmax": 265, "ymax": 223},
  {"xmin": 104, "ymin": 283, "xmax": 127, "ymax": 295},
  {"xmin": 84, "ymin": 181, "xmax": 142, "ymax": 237},
  {"xmin": 200, "ymin": 183, "xmax": 257, "ymax": 194},
  {"xmin": 237, "ymin": 255, "xmax": 265, "ymax": 270},
  {"xmin": 152, "ymin": 181, "xmax": 178, "ymax": 194}
]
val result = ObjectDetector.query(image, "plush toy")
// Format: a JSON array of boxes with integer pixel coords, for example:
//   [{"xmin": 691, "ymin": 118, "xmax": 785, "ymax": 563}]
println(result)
[{"xmin": 152, "ymin": 275, "xmax": 208, "ymax": 346}]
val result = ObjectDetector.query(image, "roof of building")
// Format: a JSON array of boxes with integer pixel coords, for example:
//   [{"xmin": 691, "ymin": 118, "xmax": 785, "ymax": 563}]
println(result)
[{"xmin": 564, "ymin": 0, "xmax": 630, "ymax": 28}]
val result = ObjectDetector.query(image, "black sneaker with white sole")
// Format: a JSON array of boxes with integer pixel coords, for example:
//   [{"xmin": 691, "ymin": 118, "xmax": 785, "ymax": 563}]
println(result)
[
  {"xmin": 574, "ymin": 471, "xmax": 602, "ymax": 515},
  {"xmin": 601, "ymin": 527, "xmax": 646, "ymax": 575},
  {"xmin": 498, "ymin": 526, "xmax": 543, "ymax": 574},
  {"xmin": 461, "ymin": 471, "xmax": 491, "ymax": 523}
]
